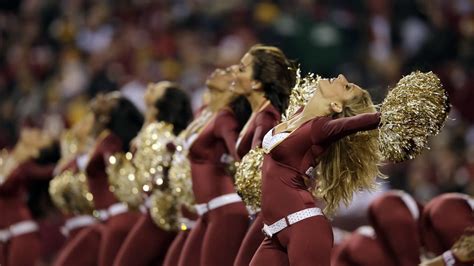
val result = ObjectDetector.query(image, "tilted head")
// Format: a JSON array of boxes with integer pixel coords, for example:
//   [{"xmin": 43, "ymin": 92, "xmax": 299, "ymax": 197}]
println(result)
[{"xmin": 231, "ymin": 45, "xmax": 296, "ymax": 113}]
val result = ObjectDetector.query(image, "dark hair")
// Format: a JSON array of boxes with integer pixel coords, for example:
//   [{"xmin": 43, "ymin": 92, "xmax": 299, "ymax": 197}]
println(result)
[
  {"xmin": 230, "ymin": 95, "xmax": 252, "ymax": 131},
  {"xmin": 154, "ymin": 85, "xmax": 193, "ymax": 135},
  {"xmin": 29, "ymin": 141, "xmax": 61, "ymax": 218},
  {"xmin": 249, "ymin": 45, "xmax": 297, "ymax": 114},
  {"xmin": 107, "ymin": 97, "xmax": 144, "ymax": 152},
  {"xmin": 35, "ymin": 141, "xmax": 61, "ymax": 165}
]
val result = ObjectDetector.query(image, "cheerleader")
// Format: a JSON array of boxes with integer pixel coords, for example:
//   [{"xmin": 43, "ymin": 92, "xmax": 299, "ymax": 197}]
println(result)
[
  {"xmin": 248, "ymin": 67, "xmax": 450, "ymax": 265},
  {"xmin": 230, "ymin": 45, "xmax": 297, "ymax": 266},
  {"xmin": 0, "ymin": 128, "xmax": 58, "ymax": 266},
  {"xmin": 162, "ymin": 91, "xmax": 215, "ymax": 266},
  {"xmin": 251, "ymin": 74, "xmax": 382, "ymax": 265},
  {"xmin": 51, "ymin": 113, "xmax": 100, "ymax": 265},
  {"xmin": 114, "ymin": 81, "xmax": 193, "ymax": 266},
  {"xmin": 175, "ymin": 66, "xmax": 251, "ymax": 266},
  {"xmin": 55, "ymin": 92, "xmax": 143, "ymax": 266}
]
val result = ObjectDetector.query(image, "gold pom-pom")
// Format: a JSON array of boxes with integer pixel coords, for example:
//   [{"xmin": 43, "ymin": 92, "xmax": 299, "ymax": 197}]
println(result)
[
  {"xmin": 235, "ymin": 147, "xmax": 264, "ymax": 212},
  {"xmin": 106, "ymin": 153, "xmax": 144, "ymax": 208},
  {"xmin": 49, "ymin": 170, "xmax": 94, "ymax": 215},
  {"xmin": 133, "ymin": 122, "xmax": 175, "ymax": 191},
  {"xmin": 379, "ymin": 71, "xmax": 450, "ymax": 162},
  {"xmin": 106, "ymin": 122, "xmax": 176, "ymax": 208},
  {"xmin": 69, "ymin": 171, "xmax": 95, "ymax": 214},
  {"xmin": 282, "ymin": 69, "xmax": 320, "ymax": 122},
  {"xmin": 451, "ymin": 227, "xmax": 474, "ymax": 262},
  {"xmin": 149, "ymin": 190, "xmax": 178, "ymax": 231},
  {"xmin": 49, "ymin": 170, "xmax": 74, "ymax": 214},
  {"xmin": 168, "ymin": 136, "xmax": 195, "ymax": 209},
  {"xmin": 59, "ymin": 131, "xmax": 80, "ymax": 161}
]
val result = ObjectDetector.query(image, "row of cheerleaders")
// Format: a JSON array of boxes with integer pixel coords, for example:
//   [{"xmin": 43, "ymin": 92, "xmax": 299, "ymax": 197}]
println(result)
[{"xmin": 0, "ymin": 45, "xmax": 472, "ymax": 266}]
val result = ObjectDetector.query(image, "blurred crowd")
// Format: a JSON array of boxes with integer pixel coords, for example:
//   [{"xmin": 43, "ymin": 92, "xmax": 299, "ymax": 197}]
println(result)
[{"xmin": 0, "ymin": 0, "xmax": 472, "ymax": 205}]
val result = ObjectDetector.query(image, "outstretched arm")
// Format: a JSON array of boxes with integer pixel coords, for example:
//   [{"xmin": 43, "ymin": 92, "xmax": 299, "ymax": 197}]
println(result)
[
  {"xmin": 24, "ymin": 161, "xmax": 56, "ymax": 180},
  {"xmin": 0, "ymin": 160, "xmax": 55, "ymax": 193},
  {"xmin": 313, "ymin": 112, "xmax": 381, "ymax": 144}
]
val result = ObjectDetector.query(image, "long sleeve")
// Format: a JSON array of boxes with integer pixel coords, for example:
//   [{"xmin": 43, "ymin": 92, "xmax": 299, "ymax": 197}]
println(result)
[
  {"xmin": 214, "ymin": 110, "xmax": 240, "ymax": 161},
  {"xmin": 53, "ymin": 158, "xmax": 77, "ymax": 176},
  {"xmin": 251, "ymin": 112, "xmax": 278, "ymax": 149},
  {"xmin": 0, "ymin": 166, "xmax": 23, "ymax": 194},
  {"xmin": 24, "ymin": 161, "xmax": 56, "ymax": 180},
  {"xmin": 98, "ymin": 134, "xmax": 123, "ymax": 161},
  {"xmin": 312, "ymin": 112, "xmax": 381, "ymax": 144},
  {"xmin": 86, "ymin": 133, "xmax": 123, "ymax": 178},
  {"xmin": 0, "ymin": 160, "xmax": 54, "ymax": 194}
]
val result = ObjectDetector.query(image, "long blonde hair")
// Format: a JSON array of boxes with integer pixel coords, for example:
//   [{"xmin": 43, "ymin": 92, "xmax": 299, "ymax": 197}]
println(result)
[{"xmin": 315, "ymin": 89, "xmax": 384, "ymax": 215}]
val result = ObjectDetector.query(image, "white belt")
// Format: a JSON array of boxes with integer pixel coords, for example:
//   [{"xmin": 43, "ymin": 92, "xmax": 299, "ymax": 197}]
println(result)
[
  {"xmin": 178, "ymin": 217, "xmax": 197, "ymax": 231},
  {"xmin": 194, "ymin": 193, "xmax": 242, "ymax": 216},
  {"xmin": 60, "ymin": 215, "xmax": 97, "ymax": 236},
  {"xmin": 262, "ymin": 207, "xmax": 323, "ymax": 238},
  {"xmin": 0, "ymin": 220, "xmax": 39, "ymax": 243},
  {"xmin": 94, "ymin": 202, "xmax": 129, "ymax": 221}
]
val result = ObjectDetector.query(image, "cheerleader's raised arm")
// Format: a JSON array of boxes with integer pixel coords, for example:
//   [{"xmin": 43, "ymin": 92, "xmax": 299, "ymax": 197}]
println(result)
[{"xmin": 313, "ymin": 112, "xmax": 381, "ymax": 144}]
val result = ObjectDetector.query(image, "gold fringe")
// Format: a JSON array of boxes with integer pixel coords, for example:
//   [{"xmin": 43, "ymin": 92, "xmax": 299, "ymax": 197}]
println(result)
[
  {"xmin": 282, "ymin": 69, "xmax": 320, "ymax": 121},
  {"xmin": 452, "ymin": 227, "xmax": 474, "ymax": 262},
  {"xmin": 49, "ymin": 170, "xmax": 94, "ymax": 215},
  {"xmin": 149, "ymin": 190, "xmax": 178, "ymax": 231},
  {"xmin": 235, "ymin": 147, "xmax": 265, "ymax": 211},
  {"xmin": 168, "ymin": 134, "xmax": 195, "ymax": 209},
  {"xmin": 379, "ymin": 71, "xmax": 450, "ymax": 162},
  {"xmin": 106, "ymin": 153, "xmax": 144, "ymax": 208},
  {"xmin": 106, "ymin": 122, "xmax": 175, "ymax": 208}
]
